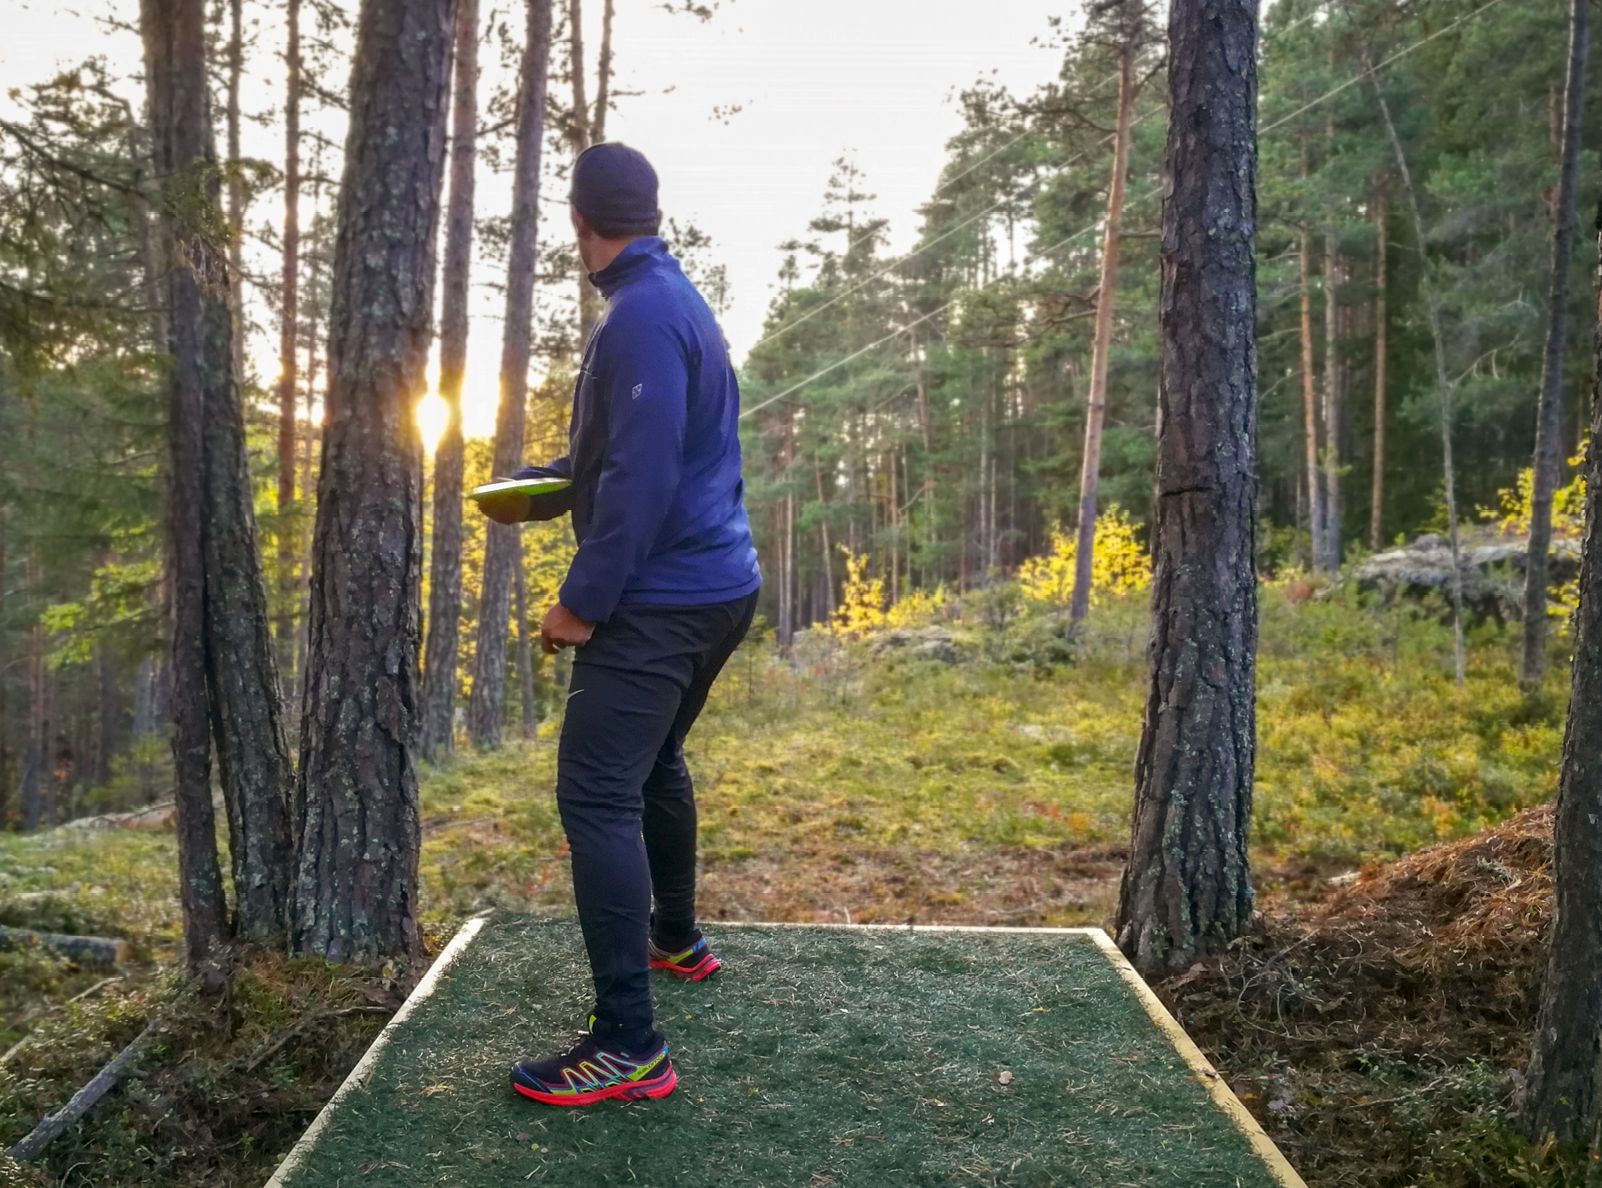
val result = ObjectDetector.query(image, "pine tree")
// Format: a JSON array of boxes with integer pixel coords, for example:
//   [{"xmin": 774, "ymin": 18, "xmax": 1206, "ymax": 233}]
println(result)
[
  {"xmin": 1115, "ymin": 0, "xmax": 1259, "ymax": 975},
  {"xmin": 468, "ymin": 0, "xmax": 552, "ymax": 752},
  {"xmin": 420, "ymin": 0, "xmax": 481, "ymax": 763},
  {"xmin": 292, "ymin": 0, "xmax": 458, "ymax": 963},
  {"xmin": 1522, "ymin": 193, "xmax": 1602, "ymax": 1153},
  {"xmin": 140, "ymin": 0, "xmax": 232, "ymax": 967},
  {"xmin": 1521, "ymin": 0, "xmax": 1590, "ymax": 687}
]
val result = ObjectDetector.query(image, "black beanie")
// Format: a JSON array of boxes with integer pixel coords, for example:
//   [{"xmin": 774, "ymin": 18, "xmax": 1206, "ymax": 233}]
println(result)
[{"xmin": 570, "ymin": 142, "xmax": 660, "ymax": 232}]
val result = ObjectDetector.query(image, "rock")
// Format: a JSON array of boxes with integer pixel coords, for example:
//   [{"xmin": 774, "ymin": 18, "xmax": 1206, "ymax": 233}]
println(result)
[
  {"xmin": 1352, "ymin": 535, "xmax": 1580, "ymax": 625},
  {"xmin": 867, "ymin": 627, "xmax": 962, "ymax": 664}
]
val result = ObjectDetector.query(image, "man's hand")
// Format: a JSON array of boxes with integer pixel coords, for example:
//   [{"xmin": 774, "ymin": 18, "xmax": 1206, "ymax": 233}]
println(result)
[
  {"xmin": 540, "ymin": 603, "xmax": 595, "ymax": 654},
  {"xmin": 477, "ymin": 490, "xmax": 532, "ymax": 525}
]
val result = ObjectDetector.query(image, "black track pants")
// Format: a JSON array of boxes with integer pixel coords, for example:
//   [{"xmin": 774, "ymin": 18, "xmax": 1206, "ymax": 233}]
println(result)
[{"xmin": 556, "ymin": 590, "xmax": 758, "ymax": 1037}]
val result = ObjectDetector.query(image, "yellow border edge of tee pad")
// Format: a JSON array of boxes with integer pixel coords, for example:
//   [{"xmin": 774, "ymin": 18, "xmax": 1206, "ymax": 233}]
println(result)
[{"xmin": 1083, "ymin": 927, "xmax": 1310, "ymax": 1188}]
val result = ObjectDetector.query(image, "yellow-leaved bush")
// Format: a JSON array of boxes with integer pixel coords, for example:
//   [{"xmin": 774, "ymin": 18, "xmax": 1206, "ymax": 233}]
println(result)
[
  {"xmin": 830, "ymin": 550, "xmax": 887, "ymax": 637},
  {"xmin": 1017, "ymin": 505, "xmax": 1152, "ymax": 608},
  {"xmin": 1482, "ymin": 460, "xmax": 1586, "ymax": 540},
  {"xmin": 1480, "ymin": 448, "xmax": 1588, "ymax": 632},
  {"xmin": 885, "ymin": 585, "xmax": 950, "ymax": 629}
]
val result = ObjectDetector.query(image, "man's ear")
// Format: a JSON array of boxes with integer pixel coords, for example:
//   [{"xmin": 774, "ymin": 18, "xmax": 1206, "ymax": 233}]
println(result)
[{"xmin": 571, "ymin": 205, "xmax": 592, "ymax": 240}]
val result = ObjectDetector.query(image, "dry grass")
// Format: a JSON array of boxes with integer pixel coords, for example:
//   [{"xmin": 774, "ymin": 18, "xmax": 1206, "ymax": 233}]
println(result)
[{"xmin": 1161, "ymin": 805, "xmax": 1574, "ymax": 1187}]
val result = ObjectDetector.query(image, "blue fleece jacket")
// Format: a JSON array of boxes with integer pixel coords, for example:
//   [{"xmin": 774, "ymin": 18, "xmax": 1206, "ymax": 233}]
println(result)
[{"xmin": 514, "ymin": 237, "xmax": 761, "ymax": 624}]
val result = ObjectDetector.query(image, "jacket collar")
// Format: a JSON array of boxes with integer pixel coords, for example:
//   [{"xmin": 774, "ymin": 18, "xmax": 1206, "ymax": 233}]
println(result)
[{"xmin": 589, "ymin": 236, "xmax": 669, "ymax": 297}]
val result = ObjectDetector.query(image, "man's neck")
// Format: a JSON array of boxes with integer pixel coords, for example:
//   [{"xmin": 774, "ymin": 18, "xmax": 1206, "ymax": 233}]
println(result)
[{"xmin": 581, "ymin": 234, "xmax": 644, "ymax": 276}]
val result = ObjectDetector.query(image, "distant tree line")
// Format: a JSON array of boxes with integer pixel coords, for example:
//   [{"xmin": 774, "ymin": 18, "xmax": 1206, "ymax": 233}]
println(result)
[{"xmin": 738, "ymin": 0, "xmax": 1600, "ymax": 649}]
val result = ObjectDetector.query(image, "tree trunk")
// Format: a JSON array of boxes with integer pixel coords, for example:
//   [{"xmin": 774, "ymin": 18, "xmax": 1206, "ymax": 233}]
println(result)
[
  {"xmin": 297, "ymin": 155, "xmax": 327, "ymax": 697},
  {"xmin": 567, "ymin": 0, "xmax": 589, "ymax": 153},
  {"xmin": 779, "ymin": 412, "xmax": 795, "ymax": 648},
  {"xmin": 468, "ymin": 0, "xmax": 551, "ymax": 751},
  {"xmin": 420, "ymin": 0, "xmax": 480, "ymax": 764},
  {"xmin": 1322, "ymin": 235, "xmax": 1343, "ymax": 570},
  {"xmin": 189, "ymin": 15, "xmax": 301, "ymax": 940},
  {"xmin": 814, "ymin": 455, "xmax": 835, "ymax": 601},
  {"xmin": 140, "ymin": 0, "xmax": 230, "ymax": 967},
  {"xmin": 569, "ymin": 0, "xmax": 603, "ymax": 341},
  {"xmin": 591, "ymin": 0, "xmax": 615, "ymax": 143},
  {"xmin": 200, "ymin": 293, "xmax": 298, "ymax": 941},
  {"xmin": 1371, "ymin": 178, "xmax": 1388, "ymax": 551},
  {"xmin": 1371, "ymin": 65, "xmax": 1467, "ymax": 685},
  {"xmin": 291, "ymin": 0, "xmax": 458, "ymax": 964},
  {"xmin": 1523, "ymin": 192, "xmax": 1602, "ymax": 1144},
  {"xmin": 21, "ymin": 562, "xmax": 43, "ymax": 832},
  {"xmin": 1069, "ymin": 41, "xmax": 1136, "ymax": 626},
  {"xmin": 1115, "ymin": 0, "xmax": 1258, "ymax": 977},
  {"xmin": 96, "ymin": 643, "xmax": 118, "ymax": 787},
  {"xmin": 226, "ymin": 0, "xmax": 246, "ymax": 386},
  {"xmin": 133, "ymin": 657, "xmax": 157, "ymax": 740},
  {"xmin": 1522, "ymin": 0, "xmax": 1591, "ymax": 688},
  {"xmin": 152, "ymin": 0, "xmax": 298, "ymax": 940},
  {"xmin": 1299, "ymin": 224, "xmax": 1326, "ymax": 571},
  {"xmin": 514, "ymin": 552, "xmax": 537, "ymax": 739},
  {"xmin": 278, "ymin": 0, "xmax": 303, "ymax": 688}
]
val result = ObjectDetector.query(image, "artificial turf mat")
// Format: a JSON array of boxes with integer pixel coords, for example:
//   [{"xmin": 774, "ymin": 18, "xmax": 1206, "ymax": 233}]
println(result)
[{"xmin": 270, "ymin": 917, "xmax": 1287, "ymax": 1187}]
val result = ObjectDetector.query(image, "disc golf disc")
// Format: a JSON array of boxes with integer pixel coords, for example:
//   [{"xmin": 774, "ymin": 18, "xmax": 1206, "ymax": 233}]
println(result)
[{"xmin": 469, "ymin": 476, "xmax": 573, "ymax": 502}]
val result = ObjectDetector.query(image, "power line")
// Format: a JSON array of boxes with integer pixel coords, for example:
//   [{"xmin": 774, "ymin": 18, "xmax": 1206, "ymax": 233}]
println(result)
[
  {"xmin": 740, "ymin": 0, "xmax": 1512, "ymax": 415},
  {"xmin": 835, "ymin": 68, "xmax": 1126, "ymax": 258},
  {"xmin": 748, "ymin": 190, "xmax": 1026, "ymax": 353},
  {"xmin": 1260, "ymin": 0, "xmax": 1512, "ymax": 135},
  {"xmin": 751, "ymin": 71, "xmax": 1131, "ymax": 355},
  {"xmin": 740, "ymin": 184, "xmax": 1161, "ymax": 421}
]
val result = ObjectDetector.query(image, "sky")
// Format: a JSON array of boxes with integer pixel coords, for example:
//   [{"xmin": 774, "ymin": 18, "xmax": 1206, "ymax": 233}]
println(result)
[{"xmin": 2, "ymin": 0, "xmax": 1068, "ymax": 441}]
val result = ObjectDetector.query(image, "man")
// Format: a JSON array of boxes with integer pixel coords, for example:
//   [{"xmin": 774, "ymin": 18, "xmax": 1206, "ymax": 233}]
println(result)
[{"xmin": 478, "ymin": 143, "xmax": 761, "ymax": 1106}]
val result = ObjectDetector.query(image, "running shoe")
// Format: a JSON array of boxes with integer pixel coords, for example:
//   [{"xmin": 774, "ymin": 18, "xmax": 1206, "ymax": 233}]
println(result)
[
  {"xmin": 648, "ymin": 934, "xmax": 722, "ymax": 981},
  {"xmin": 511, "ymin": 1031, "xmax": 676, "ymax": 1106}
]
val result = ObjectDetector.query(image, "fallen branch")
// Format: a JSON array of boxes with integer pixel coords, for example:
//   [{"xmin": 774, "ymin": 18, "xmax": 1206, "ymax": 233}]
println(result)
[
  {"xmin": 8, "ymin": 1023, "xmax": 160, "ymax": 1162},
  {"xmin": 0, "ymin": 927, "xmax": 131, "ymax": 966}
]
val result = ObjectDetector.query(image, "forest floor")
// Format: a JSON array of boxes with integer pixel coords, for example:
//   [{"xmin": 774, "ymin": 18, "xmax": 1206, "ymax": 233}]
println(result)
[{"xmin": 0, "ymin": 582, "xmax": 1585, "ymax": 1186}]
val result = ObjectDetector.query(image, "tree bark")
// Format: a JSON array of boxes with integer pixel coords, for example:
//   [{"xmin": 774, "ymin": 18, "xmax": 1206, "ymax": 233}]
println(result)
[
  {"xmin": 815, "ymin": 454, "xmax": 835, "ymax": 600},
  {"xmin": 1070, "ymin": 41, "xmax": 1136, "ymax": 626},
  {"xmin": 1115, "ymin": 0, "xmax": 1258, "ymax": 976},
  {"xmin": 96, "ymin": 642, "xmax": 118, "ymax": 787},
  {"xmin": 1299, "ymin": 222, "xmax": 1326, "ymax": 571},
  {"xmin": 291, "ymin": 0, "xmax": 458, "ymax": 964},
  {"xmin": 569, "ymin": 0, "xmax": 603, "ymax": 341},
  {"xmin": 1371, "ymin": 178, "xmax": 1388, "ymax": 551},
  {"xmin": 779, "ymin": 412, "xmax": 795, "ymax": 648},
  {"xmin": 200, "ymin": 308, "xmax": 298, "ymax": 941},
  {"xmin": 420, "ymin": 0, "xmax": 480, "ymax": 764},
  {"xmin": 1523, "ymin": 192, "xmax": 1602, "ymax": 1144},
  {"xmin": 226, "ymin": 0, "xmax": 246, "ymax": 386},
  {"xmin": 1322, "ymin": 235, "xmax": 1343, "ymax": 570},
  {"xmin": 468, "ymin": 0, "xmax": 552, "ymax": 751},
  {"xmin": 141, "ymin": 0, "xmax": 230, "ymax": 967},
  {"xmin": 514, "ymin": 552, "xmax": 538, "ymax": 739},
  {"xmin": 1371, "ymin": 65, "xmax": 1467, "ymax": 685},
  {"xmin": 278, "ymin": 0, "xmax": 303, "ymax": 689},
  {"xmin": 191, "ymin": 6, "xmax": 301, "ymax": 939},
  {"xmin": 591, "ymin": 0, "xmax": 615, "ymax": 143},
  {"xmin": 567, "ymin": 0, "xmax": 589, "ymax": 153},
  {"xmin": 1522, "ymin": 0, "xmax": 1590, "ymax": 688},
  {"xmin": 21, "ymin": 558, "xmax": 43, "ymax": 833}
]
